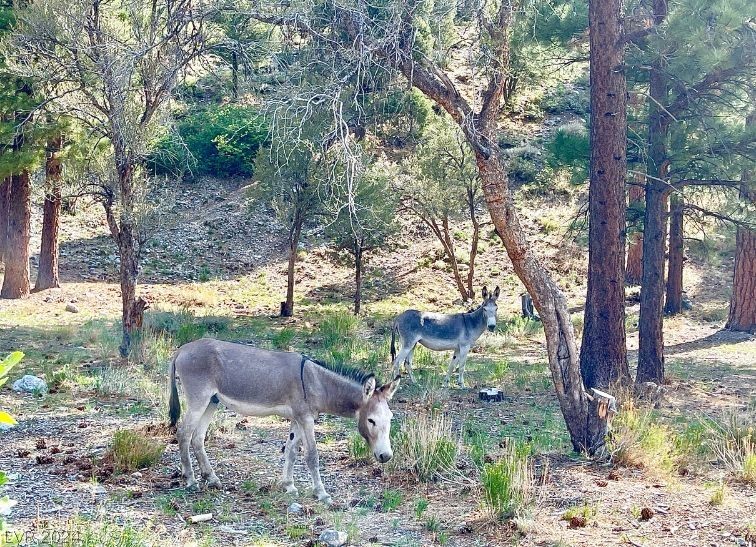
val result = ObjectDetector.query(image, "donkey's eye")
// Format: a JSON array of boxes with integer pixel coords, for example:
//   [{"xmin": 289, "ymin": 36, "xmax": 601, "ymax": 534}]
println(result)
[{"xmin": 368, "ymin": 418, "xmax": 376, "ymax": 426}]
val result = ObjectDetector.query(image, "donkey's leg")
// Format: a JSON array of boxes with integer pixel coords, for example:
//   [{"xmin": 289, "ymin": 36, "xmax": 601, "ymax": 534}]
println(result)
[
  {"xmin": 392, "ymin": 342, "xmax": 416, "ymax": 382},
  {"xmin": 177, "ymin": 403, "xmax": 206, "ymax": 490},
  {"xmin": 404, "ymin": 346, "xmax": 417, "ymax": 383},
  {"xmin": 456, "ymin": 344, "xmax": 471, "ymax": 387},
  {"xmin": 444, "ymin": 348, "xmax": 461, "ymax": 387},
  {"xmin": 281, "ymin": 421, "xmax": 303, "ymax": 495},
  {"xmin": 299, "ymin": 416, "xmax": 331, "ymax": 504},
  {"xmin": 191, "ymin": 401, "xmax": 220, "ymax": 488}
]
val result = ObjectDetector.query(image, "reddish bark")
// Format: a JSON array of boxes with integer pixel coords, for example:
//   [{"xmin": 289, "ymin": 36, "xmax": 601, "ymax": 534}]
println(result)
[
  {"xmin": 664, "ymin": 193, "xmax": 684, "ymax": 314},
  {"xmin": 35, "ymin": 135, "xmax": 64, "ymax": 291},
  {"xmin": 0, "ymin": 177, "xmax": 9, "ymax": 264},
  {"xmin": 1, "ymin": 171, "xmax": 32, "ymax": 299}
]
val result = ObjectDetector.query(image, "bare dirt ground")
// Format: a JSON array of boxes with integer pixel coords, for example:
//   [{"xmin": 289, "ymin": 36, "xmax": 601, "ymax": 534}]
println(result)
[{"xmin": 0, "ymin": 178, "xmax": 754, "ymax": 546}]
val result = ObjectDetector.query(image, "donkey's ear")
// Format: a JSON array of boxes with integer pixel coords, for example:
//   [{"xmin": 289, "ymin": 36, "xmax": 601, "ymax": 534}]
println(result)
[
  {"xmin": 363, "ymin": 376, "xmax": 376, "ymax": 400},
  {"xmin": 481, "ymin": 286, "xmax": 488, "ymax": 299},
  {"xmin": 493, "ymin": 286, "xmax": 500, "ymax": 300},
  {"xmin": 379, "ymin": 375, "xmax": 401, "ymax": 401}
]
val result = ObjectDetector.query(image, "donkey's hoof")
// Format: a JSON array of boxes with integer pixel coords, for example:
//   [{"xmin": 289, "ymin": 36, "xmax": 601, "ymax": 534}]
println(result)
[
  {"xmin": 283, "ymin": 483, "xmax": 299, "ymax": 496},
  {"xmin": 315, "ymin": 491, "xmax": 332, "ymax": 505},
  {"xmin": 184, "ymin": 479, "xmax": 200, "ymax": 492},
  {"xmin": 206, "ymin": 476, "xmax": 222, "ymax": 489}
]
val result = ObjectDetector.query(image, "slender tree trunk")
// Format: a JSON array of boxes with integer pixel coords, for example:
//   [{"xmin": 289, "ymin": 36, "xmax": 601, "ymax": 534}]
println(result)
[
  {"xmin": 424, "ymin": 215, "xmax": 470, "ymax": 301},
  {"xmin": 35, "ymin": 135, "xmax": 64, "ymax": 291},
  {"xmin": 580, "ymin": 0, "xmax": 630, "ymax": 450},
  {"xmin": 637, "ymin": 0, "xmax": 669, "ymax": 385},
  {"xmin": 466, "ymin": 186, "xmax": 479, "ymax": 299},
  {"xmin": 354, "ymin": 241, "xmax": 362, "ymax": 315},
  {"xmin": 664, "ymin": 193, "xmax": 684, "ymax": 315},
  {"xmin": 1, "ymin": 171, "xmax": 32, "ymax": 299},
  {"xmin": 282, "ymin": 214, "xmax": 303, "ymax": 317},
  {"xmin": 0, "ymin": 176, "xmax": 9, "ymax": 264},
  {"xmin": 726, "ymin": 119, "xmax": 755, "ymax": 332},
  {"xmin": 626, "ymin": 178, "xmax": 644, "ymax": 285},
  {"xmin": 231, "ymin": 51, "xmax": 239, "ymax": 102}
]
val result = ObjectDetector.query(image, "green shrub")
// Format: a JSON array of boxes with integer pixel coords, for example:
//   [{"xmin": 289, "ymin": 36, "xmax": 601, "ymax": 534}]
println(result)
[
  {"xmin": 704, "ymin": 411, "xmax": 756, "ymax": 483},
  {"xmin": 481, "ymin": 441, "xmax": 535, "ymax": 520},
  {"xmin": 318, "ymin": 311, "xmax": 359, "ymax": 349},
  {"xmin": 111, "ymin": 430, "xmax": 166, "ymax": 472},
  {"xmin": 545, "ymin": 121, "xmax": 589, "ymax": 184},
  {"xmin": 540, "ymin": 84, "xmax": 589, "ymax": 115},
  {"xmin": 382, "ymin": 489, "xmax": 403, "ymax": 511},
  {"xmin": 148, "ymin": 104, "xmax": 268, "ymax": 177}
]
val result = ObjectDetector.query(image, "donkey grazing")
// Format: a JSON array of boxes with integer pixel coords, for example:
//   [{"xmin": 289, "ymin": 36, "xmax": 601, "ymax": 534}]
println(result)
[
  {"xmin": 168, "ymin": 338, "xmax": 400, "ymax": 503},
  {"xmin": 391, "ymin": 286, "xmax": 500, "ymax": 387}
]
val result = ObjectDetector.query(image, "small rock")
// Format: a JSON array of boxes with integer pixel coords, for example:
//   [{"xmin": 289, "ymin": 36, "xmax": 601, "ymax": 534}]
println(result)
[
  {"xmin": 92, "ymin": 485, "xmax": 107, "ymax": 496},
  {"xmin": 12, "ymin": 375, "xmax": 48, "ymax": 394},
  {"xmin": 640, "ymin": 507, "xmax": 654, "ymax": 521},
  {"xmin": 318, "ymin": 529, "xmax": 348, "ymax": 547},
  {"xmin": 569, "ymin": 516, "xmax": 587, "ymax": 528},
  {"xmin": 131, "ymin": 471, "xmax": 143, "ymax": 478},
  {"xmin": 65, "ymin": 303, "xmax": 80, "ymax": 313},
  {"xmin": 288, "ymin": 502, "xmax": 303, "ymax": 514}
]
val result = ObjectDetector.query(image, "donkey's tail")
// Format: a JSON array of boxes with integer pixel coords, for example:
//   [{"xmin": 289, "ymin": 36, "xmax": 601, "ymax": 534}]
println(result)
[
  {"xmin": 168, "ymin": 352, "xmax": 181, "ymax": 427},
  {"xmin": 390, "ymin": 323, "xmax": 397, "ymax": 362}
]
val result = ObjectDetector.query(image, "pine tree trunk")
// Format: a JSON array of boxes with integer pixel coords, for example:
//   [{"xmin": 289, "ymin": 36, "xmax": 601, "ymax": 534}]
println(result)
[
  {"xmin": 442, "ymin": 217, "xmax": 470, "ymax": 301},
  {"xmin": 35, "ymin": 135, "xmax": 64, "ymax": 291},
  {"xmin": 0, "ymin": 176, "xmax": 9, "ymax": 264},
  {"xmin": 664, "ymin": 193, "xmax": 684, "ymax": 315},
  {"xmin": 726, "ymin": 128, "xmax": 755, "ymax": 332},
  {"xmin": 580, "ymin": 0, "xmax": 630, "ymax": 450},
  {"xmin": 354, "ymin": 242, "xmax": 362, "ymax": 315},
  {"xmin": 282, "ymin": 216, "xmax": 303, "ymax": 317},
  {"xmin": 1, "ymin": 171, "xmax": 32, "ymax": 299},
  {"xmin": 637, "ymin": 0, "xmax": 669, "ymax": 385},
  {"xmin": 626, "ymin": 179, "xmax": 644, "ymax": 285}
]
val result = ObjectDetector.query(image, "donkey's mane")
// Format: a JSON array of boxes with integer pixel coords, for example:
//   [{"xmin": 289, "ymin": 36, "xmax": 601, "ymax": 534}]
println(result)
[{"xmin": 304, "ymin": 355, "xmax": 375, "ymax": 385}]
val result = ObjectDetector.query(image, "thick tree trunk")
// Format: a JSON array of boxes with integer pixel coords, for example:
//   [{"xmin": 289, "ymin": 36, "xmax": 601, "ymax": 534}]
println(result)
[
  {"xmin": 726, "ymin": 134, "xmax": 755, "ymax": 332},
  {"xmin": 35, "ymin": 135, "xmax": 64, "ymax": 291},
  {"xmin": 0, "ymin": 177, "xmax": 9, "ymax": 264},
  {"xmin": 354, "ymin": 242, "xmax": 362, "ymax": 315},
  {"xmin": 626, "ymin": 179, "xmax": 644, "ymax": 285},
  {"xmin": 1, "ymin": 171, "xmax": 31, "ymax": 299},
  {"xmin": 637, "ymin": 0, "xmax": 669, "ymax": 385},
  {"xmin": 581, "ymin": 0, "xmax": 630, "ymax": 402},
  {"xmin": 664, "ymin": 193, "xmax": 684, "ymax": 315},
  {"xmin": 282, "ymin": 216, "xmax": 303, "ymax": 317}
]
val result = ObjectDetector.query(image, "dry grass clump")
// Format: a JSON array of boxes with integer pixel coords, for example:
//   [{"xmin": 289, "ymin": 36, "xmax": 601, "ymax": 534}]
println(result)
[
  {"xmin": 390, "ymin": 412, "xmax": 459, "ymax": 482},
  {"xmin": 608, "ymin": 399, "xmax": 678, "ymax": 477},
  {"xmin": 704, "ymin": 411, "xmax": 756, "ymax": 484},
  {"xmin": 111, "ymin": 429, "xmax": 166, "ymax": 472}
]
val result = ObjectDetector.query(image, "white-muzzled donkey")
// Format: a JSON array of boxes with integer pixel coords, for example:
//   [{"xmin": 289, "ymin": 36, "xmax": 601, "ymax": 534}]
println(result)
[
  {"xmin": 169, "ymin": 338, "xmax": 400, "ymax": 504},
  {"xmin": 391, "ymin": 286, "xmax": 500, "ymax": 386}
]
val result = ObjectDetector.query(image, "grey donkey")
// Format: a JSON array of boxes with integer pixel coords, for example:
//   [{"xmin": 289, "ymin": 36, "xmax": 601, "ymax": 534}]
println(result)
[
  {"xmin": 169, "ymin": 338, "xmax": 400, "ymax": 503},
  {"xmin": 391, "ymin": 286, "xmax": 500, "ymax": 386}
]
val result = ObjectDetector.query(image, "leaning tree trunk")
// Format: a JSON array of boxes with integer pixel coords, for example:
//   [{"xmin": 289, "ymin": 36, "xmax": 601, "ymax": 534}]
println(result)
[
  {"xmin": 637, "ymin": 0, "xmax": 670, "ymax": 385},
  {"xmin": 664, "ymin": 193, "xmax": 684, "ymax": 315},
  {"xmin": 282, "ymin": 214, "xmax": 303, "ymax": 317},
  {"xmin": 1, "ymin": 171, "xmax": 32, "ymax": 299},
  {"xmin": 476, "ymin": 152, "xmax": 593, "ymax": 451},
  {"xmin": 626, "ymin": 178, "xmax": 644, "ymax": 285},
  {"xmin": 581, "ymin": 0, "xmax": 630, "ymax": 428},
  {"xmin": 353, "ymin": 241, "xmax": 363, "ymax": 315},
  {"xmin": 35, "ymin": 135, "xmax": 64, "ymax": 291},
  {"xmin": 466, "ymin": 186, "xmax": 480, "ymax": 299},
  {"xmin": 0, "ymin": 177, "xmax": 9, "ymax": 264},
  {"xmin": 726, "ymin": 127, "xmax": 755, "ymax": 332}
]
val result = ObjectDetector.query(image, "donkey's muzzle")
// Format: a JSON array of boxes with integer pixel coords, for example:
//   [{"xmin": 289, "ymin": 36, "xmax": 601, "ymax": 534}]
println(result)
[
  {"xmin": 487, "ymin": 325, "xmax": 496, "ymax": 332},
  {"xmin": 377, "ymin": 452, "xmax": 392, "ymax": 463}
]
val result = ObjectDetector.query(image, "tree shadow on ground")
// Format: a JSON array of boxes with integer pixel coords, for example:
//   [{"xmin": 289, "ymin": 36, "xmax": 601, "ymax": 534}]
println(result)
[{"xmin": 664, "ymin": 328, "xmax": 753, "ymax": 355}]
